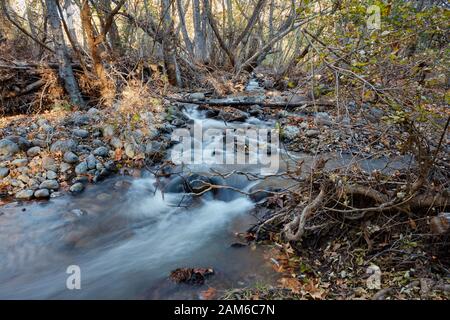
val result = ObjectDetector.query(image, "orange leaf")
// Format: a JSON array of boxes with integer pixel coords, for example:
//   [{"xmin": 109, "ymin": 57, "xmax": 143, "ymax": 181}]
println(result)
[{"xmin": 200, "ymin": 287, "xmax": 217, "ymax": 300}]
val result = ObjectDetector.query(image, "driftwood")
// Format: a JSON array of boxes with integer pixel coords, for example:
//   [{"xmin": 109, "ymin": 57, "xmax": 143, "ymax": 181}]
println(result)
[{"xmin": 168, "ymin": 97, "xmax": 335, "ymax": 109}]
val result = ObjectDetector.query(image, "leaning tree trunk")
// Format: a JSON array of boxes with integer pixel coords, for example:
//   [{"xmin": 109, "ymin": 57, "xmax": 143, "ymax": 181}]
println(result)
[
  {"xmin": 161, "ymin": 0, "xmax": 182, "ymax": 86},
  {"xmin": 45, "ymin": 0, "xmax": 84, "ymax": 106}
]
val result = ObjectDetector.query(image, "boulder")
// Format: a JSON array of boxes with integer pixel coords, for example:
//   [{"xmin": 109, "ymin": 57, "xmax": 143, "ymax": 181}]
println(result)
[
  {"xmin": 0, "ymin": 139, "xmax": 19, "ymax": 157},
  {"xmin": 50, "ymin": 139, "xmax": 77, "ymax": 154}
]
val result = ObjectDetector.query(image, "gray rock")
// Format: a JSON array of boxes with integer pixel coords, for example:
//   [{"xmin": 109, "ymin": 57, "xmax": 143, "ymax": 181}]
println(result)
[
  {"xmin": 15, "ymin": 189, "xmax": 34, "ymax": 200},
  {"xmin": 50, "ymin": 139, "xmax": 77, "ymax": 153},
  {"xmin": 124, "ymin": 143, "xmax": 135, "ymax": 158},
  {"xmin": 41, "ymin": 124, "xmax": 54, "ymax": 133},
  {"xmin": 110, "ymin": 137, "xmax": 123, "ymax": 150},
  {"xmin": 87, "ymin": 107, "xmax": 100, "ymax": 115},
  {"xmin": 37, "ymin": 118, "xmax": 49, "ymax": 127},
  {"xmin": 248, "ymin": 105, "xmax": 263, "ymax": 116},
  {"xmin": 39, "ymin": 179, "xmax": 59, "ymax": 190},
  {"xmin": 63, "ymin": 151, "xmax": 79, "ymax": 164},
  {"xmin": 11, "ymin": 179, "xmax": 25, "ymax": 188},
  {"xmin": 34, "ymin": 189, "xmax": 50, "ymax": 198},
  {"xmin": 0, "ymin": 167, "xmax": 10, "ymax": 178},
  {"xmin": 0, "ymin": 139, "xmax": 19, "ymax": 157},
  {"xmin": 75, "ymin": 161, "xmax": 88, "ymax": 175},
  {"xmin": 218, "ymin": 109, "xmax": 249, "ymax": 122},
  {"xmin": 86, "ymin": 154, "xmax": 97, "ymax": 169},
  {"xmin": 4, "ymin": 135, "xmax": 31, "ymax": 150},
  {"xmin": 27, "ymin": 146, "xmax": 41, "ymax": 157},
  {"xmin": 42, "ymin": 157, "xmax": 57, "ymax": 171},
  {"xmin": 96, "ymin": 162, "xmax": 104, "ymax": 170},
  {"xmin": 102, "ymin": 125, "xmax": 115, "ymax": 138},
  {"xmin": 189, "ymin": 92, "xmax": 205, "ymax": 100},
  {"xmin": 18, "ymin": 174, "xmax": 30, "ymax": 183},
  {"xmin": 73, "ymin": 129, "xmax": 89, "ymax": 138},
  {"xmin": 31, "ymin": 139, "xmax": 47, "ymax": 148},
  {"xmin": 305, "ymin": 129, "xmax": 320, "ymax": 138},
  {"xmin": 60, "ymin": 162, "xmax": 71, "ymax": 173},
  {"xmin": 171, "ymin": 118, "xmax": 185, "ymax": 127},
  {"xmin": 315, "ymin": 112, "xmax": 333, "ymax": 126},
  {"xmin": 145, "ymin": 141, "xmax": 164, "ymax": 156},
  {"xmin": 282, "ymin": 126, "xmax": 300, "ymax": 141},
  {"xmin": 69, "ymin": 183, "xmax": 84, "ymax": 193},
  {"xmin": 27, "ymin": 178, "xmax": 39, "ymax": 189},
  {"xmin": 46, "ymin": 170, "xmax": 58, "ymax": 180},
  {"xmin": 93, "ymin": 146, "xmax": 109, "ymax": 157},
  {"xmin": 263, "ymin": 79, "xmax": 274, "ymax": 89},
  {"xmin": 72, "ymin": 113, "xmax": 90, "ymax": 125},
  {"xmin": 11, "ymin": 158, "xmax": 28, "ymax": 167}
]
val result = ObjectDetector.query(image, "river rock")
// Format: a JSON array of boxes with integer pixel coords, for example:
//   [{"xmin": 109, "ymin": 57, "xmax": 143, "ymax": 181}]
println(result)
[
  {"xmin": 39, "ymin": 179, "xmax": 59, "ymax": 190},
  {"xmin": 110, "ymin": 137, "xmax": 123, "ymax": 150},
  {"xmin": 189, "ymin": 92, "xmax": 205, "ymax": 100},
  {"xmin": 305, "ymin": 129, "xmax": 320, "ymax": 138},
  {"xmin": 37, "ymin": 118, "xmax": 49, "ymax": 127},
  {"xmin": 41, "ymin": 124, "xmax": 54, "ymax": 133},
  {"xmin": 34, "ymin": 189, "xmax": 50, "ymax": 198},
  {"xmin": 18, "ymin": 174, "xmax": 30, "ymax": 183},
  {"xmin": 50, "ymin": 139, "xmax": 77, "ymax": 153},
  {"xmin": 27, "ymin": 146, "xmax": 41, "ymax": 157},
  {"xmin": 248, "ymin": 105, "xmax": 263, "ymax": 116},
  {"xmin": 31, "ymin": 139, "xmax": 47, "ymax": 148},
  {"xmin": 102, "ymin": 125, "xmax": 115, "ymax": 138},
  {"xmin": 60, "ymin": 162, "xmax": 71, "ymax": 173},
  {"xmin": 124, "ymin": 143, "xmax": 135, "ymax": 158},
  {"xmin": 63, "ymin": 151, "xmax": 79, "ymax": 164},
  {"xmin": 70, "ymin": 183, "xmax": 84, "ymax": 193},
  {"xmin": 42, "ymin": 157, "xmax": 57, "ymax": 171},
  {"xmin": 218, "ymin": 109, "xmax": 249, "ymax": 122},
  {"xmin": 315, "ymin": 112, "xmax": 333, "ymax": 126},
  {"xmin": 0, "ymin": 139, "xmax": 19, "ymax": 157},
  {"xmin": 15, "ymin": 189, "xmax": 34, "ymax": 200},
  {"xmin": 72, "ymin": 113, "xmax": 90, "ymax": 125},
  {"xmin": 93, "ymin": 146, "xmax": 109, "ymax": 157},
  {"xmin": 75, "ymin": 161, "xmax": 88, "ymax": 175},
  {"xmin": 4, "ymin": 135, "xmax": 31, "ymax": 151},
  {"xmin": 282, "ymin": 126, "xmax": 300, "ymax": 141},
  {"xmin": 73, "ymin": 129, "xmax": 89, "ymax": 138},
  {"xmin": 46, "ymin": 170, "xmax": 58, "ymax": 180},
  {"xmin": 11, "ymin": 158, "xmax": 28, "ymax": 167},
  {"xmin": 86, "ymin": 154, "xmax": 97, "ymax": 169},
  {"xmin": 0, "ymin": 167, "xmax": 9, "ymax": 178}
]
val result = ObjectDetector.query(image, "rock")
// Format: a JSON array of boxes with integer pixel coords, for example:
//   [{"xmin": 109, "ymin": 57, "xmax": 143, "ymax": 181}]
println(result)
[
  {"xmin": 0, "ymin": 167, "xmax": 9, "ymax": 178},
  {"xmin": 315, "ymin": 112, "xmax": 333, "ymax": 126},
  {"xmin": 4, "ymin": 135, "xmax": 31, "ymax": 150},
  {"xmin": 31, "ymin": 139, "xmax": 46, "ymax": 148},
  {"xmin": 263, "ymin": 79, "xmax": 274, "ymax": 89},
  {"xmin": 27, "ymin": 146, "xmax": 41, "ymax": 157},
  {"xmin": 37, "ymin": 118, "xmax": 49, "ymax": 127},
  {"xmin": 104, "ymin": 160, "xmax": 117, "ymax": 172},
  {"xmin": 39, "ymin": 179, "xmax": 59, "ymax": 190},
  {"xmin": 171, "ymin": 118, "xmax": 185, "ymax": 127},
  {"xmin": 11, "ymin": 158, "xmax": 28, "ymax": 167},
  {"xmin": 41, "ymin": 124, "xmax": 54, "ymax": 133},
  {"xmin": 0, "ymin": 139, "xmax": 19, "ymax": 157},
  {"xmin": 248, "ymin": 105, "xmax": 263, "ymax": 116},
  {"xmin": 97, "ymin": 193, "xmax": 112, "ymax": 201},
  {"xmin": 63, "ymin": 151, "xmax": 79, "ymax": 164},
  {"xmin": 34, "ymin": 189, "xmax": 50, "ymax": 198},
  {"xmin": 299, "ymin": 122, "xmax": 308, "ymax": 129},
  {"xmin": 124, "ymin": 143, "xmax": 135, "ymax": 158},
  {"xmin": 42, "ymin": 157, "xmax": 58, "ymax": 171},
  {"xmin": 189, "ymin": 92, "xmax": 205, "ymax": 100},
  {"xmin": 102, "ymin": 125, "xmax": 115, "ymax": 138},
  {"xmin": 93, "ymin": 146, "xmax": 109, "ymax": 157},
  {"xmin": 282, "ymin": 126, "xmax": 300, "ymax": 141},
  {"xmin": 110, "ymin": 137, "xmax": 123, "ymax": 150},
  {"xmin": 27, "ymin": 178, "xmax": 39, "ymax": 189},
  {"xmin": 18, "ymin": 174, "xmax": 30, "ymax": 183},
  {"xmin": 73, "ymin": 129, "xmax": 89, "ymax": 138},
  {"xmin": 75, "ymin": 161, "xmax": 88, "ymax": 175},
  {"xmin": 72, "ymin": 113, "xmax": 90, "ymax": 125},
  {"xmin": 87, "ymin": 107, "xmax": 100, "ymax": 115},
  {"xmin": 305, "ymin": 129, "xmax": 320, "ymax": 138},
  {"xmin": 70, "ymin": 209, "xmax": 87, "ymax": 217},
  {"xmin": 50, "ymin": 139, "xmax": 77, "ymax": 153},
  {"xmin": 86, "ymin": 154, "xmax": 97, "ymax": 169},
  {"xmin": 366, "ymin": 265, "xmax": 382, "ymax": 290},
  {"xmin": 15, "ymin": 189, "xmax": 34, "ymax": 200},
  {"xmin": 218, "ymin": 109, "xmax": 249, "ymax": 122},
  {"xmin": 46, "ymin": 170, "xmax": 58, "ymax": 180},
  {"xmin": 60, "ymin": 162, "xmax": 71, "ymax": 173},
  {"xmin": 70, "ymin": 183, "xmax": 84, "ymax": 193},
  {"xmin": 184, "ymin": 174, "xmax": 211, "ymax": 194}
]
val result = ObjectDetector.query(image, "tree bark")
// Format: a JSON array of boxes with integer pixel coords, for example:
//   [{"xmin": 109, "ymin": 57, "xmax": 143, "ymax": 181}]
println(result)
[
  {"xmin": 176, "ymin": 0, "xmax": 194, "ymax": 56},
  {"xmin": 161, "ymin": 0, "xmax": 182, "ymax": 86},
  {"xmin": 44, "ymin": 0, "xmax": 84, "ymax": 106}
]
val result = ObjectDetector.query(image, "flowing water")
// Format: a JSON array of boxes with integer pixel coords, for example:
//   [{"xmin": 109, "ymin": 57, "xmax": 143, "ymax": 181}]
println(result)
[{"xmin": 0, "ymin": 94, "xmax": 411, "ymax": 299}]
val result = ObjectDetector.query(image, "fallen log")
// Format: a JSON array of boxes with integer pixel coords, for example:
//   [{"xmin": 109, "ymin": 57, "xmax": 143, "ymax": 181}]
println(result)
[
  {"xmin": 168, "ymin": 96, "xmax": 335, "ymax": 109},
  {"xmin": 5, "ymin": 79, "xmax": 45, "ymax": 98}
]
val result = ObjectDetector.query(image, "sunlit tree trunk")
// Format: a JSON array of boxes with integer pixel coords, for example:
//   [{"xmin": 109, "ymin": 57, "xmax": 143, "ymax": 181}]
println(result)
[
  {"xmin": 44, "ymin": 0, "xmax": 84, "ymax": 106},
  {"xmin": 161, "ymin": 0, "xmax": 182, "ymax": 86}
]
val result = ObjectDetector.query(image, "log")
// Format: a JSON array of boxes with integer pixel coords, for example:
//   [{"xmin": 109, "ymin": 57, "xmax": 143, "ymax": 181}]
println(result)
[{"xmin": 168, "ymin": 97, "xmax": 335, "ymax": 109}]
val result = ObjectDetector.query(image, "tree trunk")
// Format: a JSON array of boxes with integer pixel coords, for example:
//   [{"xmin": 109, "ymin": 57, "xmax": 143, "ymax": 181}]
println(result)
[
  {"xmin": 63, "ymin": 0, "xmax": 79, "ymax": 47},
  {"xmin": 192, "ymin": 0, "xmax": 206, "ymax": 63},
  {"xmin": 80, "ymin": 0, "xmax": 115, "ymax": 105},
  {"xmin": 161, "ymin": 0, "xmax": 182, "ymax": 86},
  {"xmin": 176, "ymin": 0, "xmax": 194, "ymax": 56},
  {"xmin": 44, "ymin": 0, "xmax": 84, "ymax": 106}
]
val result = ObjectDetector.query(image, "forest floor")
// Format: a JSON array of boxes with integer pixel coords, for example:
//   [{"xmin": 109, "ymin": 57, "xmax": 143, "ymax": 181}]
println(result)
[{"xmin": 0, "ymin": 77, "xmax": 449, "ymax": 300}]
